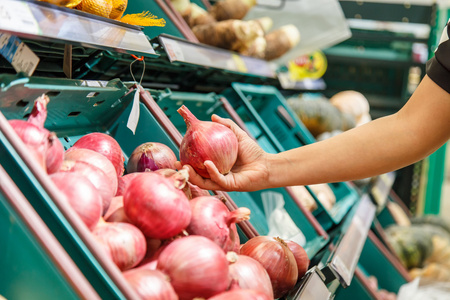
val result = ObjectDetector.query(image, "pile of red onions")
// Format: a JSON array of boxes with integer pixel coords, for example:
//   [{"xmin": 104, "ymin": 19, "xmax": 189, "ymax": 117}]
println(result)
[
  {"xmin": 157, "ymin": 235, "xmax": 230, "ymax": 300},
  {"xmin": 123, "ymin": 172, "xmax": 191, "ymax": 239},
  {"xmin": 93, "ymin": 219, "xmax": 147, "ymax": 271},
  {"xmin": 240, "ymin": 236, "xmax": 298, "ymax": 298},
  {"xmin": 123, "ymin": 268, "xmax": 178, "ymax": 300},
  {"xmin": 178, "ymin": 105, "xmax": 238, "ymax": 178},
  {"xmin": 126, "ymin": 142, "xmax": 177, "ymax": 173},
  {"xmin": 227, "ymin": 252, "xmax": 274, "ymax": 299},
  {"xmin": 186, "ymin": 196, "xmax": 250, "ymax": 252},
  {"xmin": 67, "ymin": 132, "xmax": 124, "ymax": 178},
  {"xmin": 9, "ymin": 94, "xmax": 64, "ymax": 174},
  {"xmin": 103, "ymin": 196, "xmax": 130, "ymax": 223}
]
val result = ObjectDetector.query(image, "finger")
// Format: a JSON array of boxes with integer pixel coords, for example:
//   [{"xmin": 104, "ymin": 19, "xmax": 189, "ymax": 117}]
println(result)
[
  {"xmin": 204, "ymin": 160, "xmax": 232, "ymax": 191},
  {"xmin": 184, "ymin": 163, "xmax": 224, "ymax": 191},
  {"xmin": 174, "ymin": 161, "xmax": 183, "ymax": 170}
]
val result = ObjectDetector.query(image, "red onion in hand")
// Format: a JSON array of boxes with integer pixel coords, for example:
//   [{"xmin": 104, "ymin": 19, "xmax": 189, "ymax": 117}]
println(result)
[
  {"xmin": 127, "ymin": 142, "xmax": 177, "ymax": 173},
  {"xmin": 186, "ymin": 196, "xmax": 250, "ymax": 252},
  {"xmin": 208, "ymin": 289, "xmax": 271, "ymax": 300},
  {"xmin": 93, "ymin": 219, "xmax": 146, "ymax": 271},
  {"xmin": 240, "ymin": 236, "xmax": 298, "ymax": 298},
  {"xmin": 60, "ymin": 159, "xmax": 115, "ymax": 215},
  {"xmin": 123, "ymin": 268, "xmax": 178, "ymax": 300},
  {"xmin": 50, "ymin": 172, "xmax": 102, "ymax": 231},
  {"xmin": 226, "ymin": 252, "xmax": 274, "ymax": 299},
  {"xmin": 67, "ymin": 132, "xmax": 124, "ymax": 177},
  {"xmin": 285, "ymin": 240, "xmax": 310, "ymax": 279},
  {"xmin": 157, "ymin": 235, "xmax": 229, "ymax": 300},
  {"xmin": 123, "ymin": 172, "xmax": 191, "ymax": 239},
  {"xmin": 178, "ymin": 105, "xmax": 238, "ymax": 178}
]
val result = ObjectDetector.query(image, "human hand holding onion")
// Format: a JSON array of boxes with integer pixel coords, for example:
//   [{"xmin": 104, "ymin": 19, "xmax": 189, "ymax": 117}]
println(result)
[{"xmin": 176, "ymin": 107, "xmax": 270, "ymax": 192}]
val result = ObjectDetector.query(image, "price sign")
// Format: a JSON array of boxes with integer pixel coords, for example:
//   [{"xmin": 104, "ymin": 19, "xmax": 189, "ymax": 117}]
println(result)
[{"xmin": 0, "ymin": 0, "xmax": 40, "ymax": 35}]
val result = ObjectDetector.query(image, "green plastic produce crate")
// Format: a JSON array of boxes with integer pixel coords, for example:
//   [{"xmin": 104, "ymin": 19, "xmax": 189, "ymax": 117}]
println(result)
[
  {"xmin": 153, "ymin": 88, "xmax": 329, "ymax": 257},
  {"xmin": 222, "ymin": 83, "xmax": 360, "ymax": 230},
  {"xmin": 0, "ymin": 164, "xmax": 100, "ymax": 300},
  {"xmin": 0, "ymin": 73, "xmax": 255, "ymax": 298}
]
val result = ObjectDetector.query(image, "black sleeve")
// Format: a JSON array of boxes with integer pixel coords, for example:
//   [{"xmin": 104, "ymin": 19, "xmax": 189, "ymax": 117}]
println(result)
[{"xmin": 426, "ymin": 20, "xmax": 450, "ymax": 93}]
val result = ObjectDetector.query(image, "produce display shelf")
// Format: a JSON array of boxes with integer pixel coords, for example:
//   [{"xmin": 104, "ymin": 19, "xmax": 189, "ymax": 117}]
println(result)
[
  {"xmin": 222, "ymin": 82, "xmax": 360, "ymax": 230},
  {"xmin": 0, "ymin": 0, "xmax": 157, "ymax": 58},
  {"xmin": 286, "ymin": 267, "xmax": 331, "ymax": 300},
  {"xmin": 0, "ymin": 164, "xmax": 99, "ymax": 300},
  {"xmin": 152, "ymin": 87, "xmax": 329, "ymax": 258},
  {"xmin": 333, "ymin": 267, "xmax": 379, "ymax": 300},
  {"xmin": 0, "ymin": 74, "xmax": 256, "ymax": 298},
  {"xmin": 370, "ymin": 172, "xmax": 396, "ymax": 210}
]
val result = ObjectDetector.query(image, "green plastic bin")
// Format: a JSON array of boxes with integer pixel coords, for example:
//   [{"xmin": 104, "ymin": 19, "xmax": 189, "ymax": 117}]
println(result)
[
  {"xmin": 152, "ymin": 88, "xmax": 329, "ymax": 257},
  {"xmin": 222, "ymin": 83, "xmax": 360, "ymax": 230}
]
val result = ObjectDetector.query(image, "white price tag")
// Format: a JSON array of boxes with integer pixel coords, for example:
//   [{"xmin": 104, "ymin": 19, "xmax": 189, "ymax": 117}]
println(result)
[
  {"xmin": 0, "ymin": 1, "xmax": 40, "ymax": 35},
  {"xmin": 127, "ymin": 88, "xmax": 141, "ymax": 135},
  {"xmin": 0, "ymin": 33, "xmax": 39, "ymax": 76},
  {"xmin": 163, "ymin": 38, "xmax": 184, "ymax": 62}
]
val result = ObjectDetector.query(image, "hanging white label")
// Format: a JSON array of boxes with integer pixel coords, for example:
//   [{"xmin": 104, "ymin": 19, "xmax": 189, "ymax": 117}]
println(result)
[
  {"xmin": 0, "ymin": 33, "xmax": 39, "ymax": 76},
  {"xmin": 127, "ymin": 88, "xmax": 141, "ymax": 135}
]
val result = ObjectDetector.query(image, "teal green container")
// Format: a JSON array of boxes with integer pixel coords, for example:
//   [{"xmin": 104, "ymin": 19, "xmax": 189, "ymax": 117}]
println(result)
[
  {"xmin": 222, "ymin": 83, "xmax": 360, "ymax": 230},
  {"xmin": 152, "ymin": 88, "xmax": 329, "ymax": 257}
]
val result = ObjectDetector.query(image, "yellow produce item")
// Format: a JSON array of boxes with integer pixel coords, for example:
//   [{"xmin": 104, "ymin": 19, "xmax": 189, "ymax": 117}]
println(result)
[
  {"xmin": 120, "ymin": 11, "xmax": 166, "ymax": 27},
  {"xmin": 81, "ymin": 0, "xmax": 113, "ymax": 18},
  {"xmin": 109, "ymin": 0, "xmax": 127, "ymax": 20},
  {"xmin": 39, "ymin": 0, "xmax": 82, "ymax": 8}
]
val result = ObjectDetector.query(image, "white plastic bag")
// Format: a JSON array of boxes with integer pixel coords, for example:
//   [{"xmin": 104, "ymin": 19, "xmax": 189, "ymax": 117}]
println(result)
[
  {"xmin": 261, "ymin": 191, "xmax": 306, "ymax": 246},
  {"xmin": 245, "ymin": 0, "xmax": 351, "ymax": 65},
  {"xmin": 397, "ymin": 278, "xmax": 450, "ymax": 300}
]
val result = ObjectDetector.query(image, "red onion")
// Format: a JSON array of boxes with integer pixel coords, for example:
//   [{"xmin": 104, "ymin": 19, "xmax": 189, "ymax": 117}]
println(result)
[
  {"xmin": 155, "ymin": 168, "xmax": 191, "ymax": 200},
  {"xmin": 46, "ymin": 132, "xmax": 64, "ymax": 174},
  {"xmin": 188, "ymin": 182, "xmax": 210, "ymax": 198},
  {"xmin": 186, "ymin": 196, "xmax": 250, "ymax": 252},
  {"xmin": 223, "ymin": 224, "xmax": 241, "ymax": 254},
  {"xmin": 178, "ymin": 105, "xmax": 238, "ymax": 178},
  {"xmin": 103, "ymin": 196, "xmax": 130, "ymax": 223},
  {"xmin": 123, "ymin": 269, "xmax": 178, "ymax": 300},
  {"xmin": 240, "ymin": 236, "xmax": 298, "ymax": 298},
  {"xmin": 64, "ymin": 148, "xmax": 118, "ymax": 197},
  {"xmin": 50, "ymin": 172, "xmax": 102, "ymax": 231},
  {"xmin": 208, "ymin": 289, "xmax": 271, "ymax": 300},
  {"xmin": 68, "ymin": 132, "xmax": 124, "ymax": 177},
  {"xmin": 123, "ymin": 172, "xmax": 191, "ymax": 239},
  {"xmin": 115, "ymin": 172, "xmax": 146, "ymax": 197},
  {"xmin": 157, "ymin": 235, "xmax": 230, "ymax": 300},
  {"xmin": 60, "ymin": 159, "xmax": 115, "ymax": 214},
  {"xmin": 9, "ymin": 95, "xmax": 53, "ymax": 171},
  {"xmin": 226, "ymin": 252, "xmax": 274, "ymax": 299},
  {"xmin": 127, "ymin": 142, "xmax": 177, "ymax": 173},
  {"xmin": 285, "ymin": 240, "xmax": 310, "ymax": 279},
  {"xmin": 93, "ymin": 219, "xmax": 146, "ymax": 271}
]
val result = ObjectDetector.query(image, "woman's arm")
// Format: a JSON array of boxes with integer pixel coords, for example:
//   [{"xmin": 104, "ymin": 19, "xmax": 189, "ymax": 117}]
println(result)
[{"xmin": 185, "ymin": 75, "xmax": 450, "ymax": 191}]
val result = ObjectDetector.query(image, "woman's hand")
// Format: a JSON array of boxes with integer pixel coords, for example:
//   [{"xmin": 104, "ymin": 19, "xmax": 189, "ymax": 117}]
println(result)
[{"xmin": 180, "ymin": 114, "xmax": 271, "ymax": 192}]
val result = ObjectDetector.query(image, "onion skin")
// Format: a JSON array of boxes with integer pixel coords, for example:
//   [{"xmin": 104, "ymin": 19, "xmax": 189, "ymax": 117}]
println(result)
[
  {"xmin": 188, "ymin": 182, "xmax": 210, "ymax": 198},
  {"xmin": 115, "ymin": 172, "xmax": 146, "ymax": 197},
  {"xmin": 60, "ymin": 159, "xmax": 115, "ymax": 215},
  {"xmin": 157, "ymin": 235, "xmax": 230, "ymax": 300},
  {"xmin": 155, "ymin": 168, "xmax": 191, "ymax": 200},
  {"xmin": 46, "ymin": 132, "xmax": 64, "ymax": 174},
  {"xmin": 226, "ymin": 252, "xmax": 274, "ymax": 299},
  {"xmin": 178, "ymin": 105, "xmax": 238, "ymax": 178},
  {"xmin": 285, "ymin": 240, "xmax": 310, "ymax": 279},
  {"xmin": 123, "ymin": 172, "xmax": 191, "ymax": 239},
  {"xmin": 186, "ymin": 196, "xmax": 250, "ymax": 251},
  {"xmin": 240, "ymin": 236, "xmax": 298, "ymax": 298},
  {"xmin": 93, "ymin": 220, "xmax": 147, "ymax": 271},
  {"xmin": 103, "ymin": 196, "xmax": 130, "ymax": 223},
  {"xmin": 68, "ymin": 132, "xmax": 125, "ymax": 177},
  {"xmin": 64, "ymin": 148, "xmax": 118, "ymax": 198},
  {"xmin": 127, "ymin": 142, "xmax": 177, "ymax": 173},
  {"xmin": 123, "ymin": 268, "xmax": 178, "ymax": 300},
  {"xmin": 50, "ymin": 172, "xmax": 102, "ymax": 231},
  {"xmin": 207, "ymin": 289, "xmax": 271, "ymax": 300}
]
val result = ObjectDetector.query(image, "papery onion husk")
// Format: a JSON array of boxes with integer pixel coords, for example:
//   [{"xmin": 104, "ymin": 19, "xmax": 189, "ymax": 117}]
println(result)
[
  {"xmin": 155, "ymin": 168, "xmax": 191, "ymax": 199},
  {"xmin": 68, "ymin": 132, "xmax": 125, "ymax": 177},
  {"xmin": 240, "ymin": 236, "xmax": 298, "ymax": 298},
  {"xmin": 93, "ymin": 219, "xmax": 146, "ymax": 271},
  {"xmin": 126, "ymin": 142, "xmax": 177, "ymax": 173},
  {"xmin": 178, "ymin": 105, "xmax": 238, "ymax": 178},
  {"xmin": 188, "ymin": 182, "xmax": 210, "ymax": 198},
  {"xmin": 123, "ymin": 268, "xmax": 178, "ymax": 300},
  {"xmin": 186, "ymin": 196, "xmax": 250, "ymax": 251},
  {"xmin": 285, "ymin": 240, "xmax": 310, "ymax": 279},
  {"xmin": 123, "ymin": 172, "xmax": 191, "ymax": 239},
  {"xmin": 50, "ymin": 172, "xmax": 102, "ymax": 231},
  {"xmin": 226, "ymin": 252, "xmax": 274, "ymax": 299},
  {"xmin": 64, "ymin": 148, "xmax": 118, "ymax": 198},
  {"xmin": 207, "ymin": 289, "xmax": 271, "ymax": 300},
  {"xmin": 157, "ymin": 235, "xmax": 230, "ymax": 300},
  {"xmin": 60, "ymin": 159, "xmax": 115, "ymax": 215}
]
